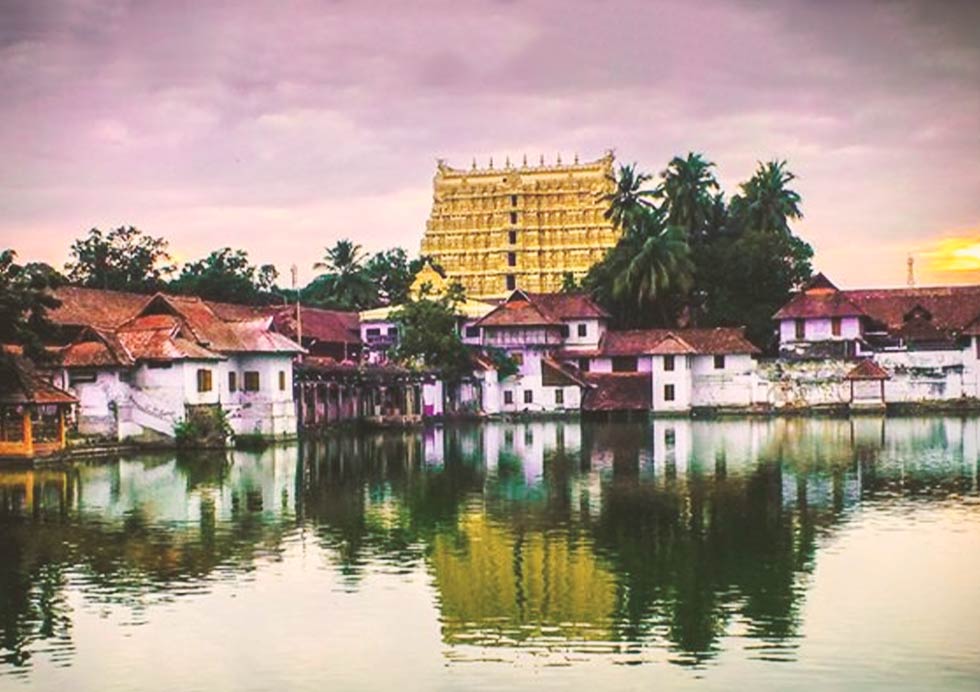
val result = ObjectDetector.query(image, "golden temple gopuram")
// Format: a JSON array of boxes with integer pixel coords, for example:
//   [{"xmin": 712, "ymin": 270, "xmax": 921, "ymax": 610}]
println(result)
[{"xmin": 420, "ymin": 152, "xmax": 619, "ymax": 298}]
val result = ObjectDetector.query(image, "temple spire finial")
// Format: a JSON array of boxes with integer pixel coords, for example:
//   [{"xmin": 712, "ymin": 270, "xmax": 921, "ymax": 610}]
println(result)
[
  {"xmin": 539, "ymin": 154, "xmax": 545, "ymax": 166},
  {"xmin": 556, "ymin": 153, "xmax": 562, "ymax": 165},
  {"xmin": 522, "ymin": 153, "xmax": 527, "ymax": 167},
  {"xmin": 471, "ymin": 157, "xmax": 477, "ymax": 170},
  {"xmin": 488, "ymin": 156, "xmax": 494, "ymax": 169}
]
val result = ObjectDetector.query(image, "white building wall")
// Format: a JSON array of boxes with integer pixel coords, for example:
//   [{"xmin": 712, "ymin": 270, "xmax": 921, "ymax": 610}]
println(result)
[
  {"xmin": 223, "ymin": 354, "xmax": 297, "ymax": 438},
  {"xmin": 561, "ymin": 318, "xmax": 606, "ymax": 350},
  {"xmin": 691, "ymin": 354, "xmax": 757, "ymax": 407},
  {"xmin": 779, "ymin": 316, "xmax": 861, "ymax": 344},
  {"xmin": 651, "ymin": 355, "xmax": 693, "ymax": 413}
]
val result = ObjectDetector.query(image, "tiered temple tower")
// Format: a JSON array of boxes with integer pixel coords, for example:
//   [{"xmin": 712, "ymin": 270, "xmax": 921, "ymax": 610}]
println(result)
[{"xmin": 420, "ymin": 152, "xmax": 619, "ymax": 298}]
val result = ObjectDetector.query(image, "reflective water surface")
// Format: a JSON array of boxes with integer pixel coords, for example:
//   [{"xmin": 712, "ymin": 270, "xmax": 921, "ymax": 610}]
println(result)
[{"xmin": 1, "ymin": 417, "xmax": 979, "ymax": 691}]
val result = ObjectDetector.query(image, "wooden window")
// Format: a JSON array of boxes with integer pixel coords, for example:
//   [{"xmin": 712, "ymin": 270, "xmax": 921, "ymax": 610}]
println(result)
[
  {"xmin": 578, "ymin": 357, "xmax": 590, "ymax": 372},
  {"xmin": 832, "ymin": 317, "xmax": 842, "ymax": 336},
  {"xmin": 506, "ymin": 275, "xmax": 516, "ymax": 290},
  {"xmin": 664, "ymin": 355, "xmax": 675, "ymax": 371},
  {"xmin": 366, "ymin": 327, "xmax": 380, "ymax": 337},
  {"xmin": 504, "ymin": 391, "xmax": 514, "ymax": 405},
  {"xmin": 523, "ymin": 390, "xmax": 533, "ymax": 404},
  {"xmin": 555, "ymin": 388, "xmax": 564, "ymax": 405},
  {"xmin": 244, "ymin": 371, "xmax": 260, "ymax": 392},
  {"xmin": 508, "ymin": 252, "xmax": 516, "ymax": 267},
  {"xmin": 228, "ymin": 372, "xmax": 237, "ymax": 392},
  {"xmin": 795, "ymin": 319, "xmax": 806, "ymax": 340},
  {"xmin": 278, "ymin": 371, "xmax": 286, "ymax": 391},
  {"xmin": 508, "ymin": 230, "xmax": 517, "ymax": 244},
  {"xmin": 465, "ymin": 326, "xmax": 480, "ymax": 338},
  {"xmin": 612, "ymin": 356, "xmax": 637, "ymax": 372},
  {"xmin": 147, "ymin": 361, "xmax": 172, "ymax": 369},
  {"xmin": 714, "ymin": 355, "xmax": 726, "ymax": 369},
  {"xmin": 510, "ymin": 211, "xmax": 518, "ymax": 224},
  {"xmin": 664, "ymin": 384, "xmax": 675, "ymax": 401},
  {"xmin": 559, "ymin": 324, "xmax": 570, "ymax": 338},
  {"xmin": 196, "ymin": 369, "xmax": 213, "ymax": 393},
  {"xmin": 577, "ymin": 323, "xmax": 587, "ymax": 337},
  {"xmin": 510, "ymin": 194, "xmax": 518, "ymax": 207}
]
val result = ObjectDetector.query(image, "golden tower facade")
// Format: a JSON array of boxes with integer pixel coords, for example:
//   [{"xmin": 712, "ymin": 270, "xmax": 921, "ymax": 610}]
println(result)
[{"xmin": 421, "ymin": 152, "xmax": 619, "ymax": 299}]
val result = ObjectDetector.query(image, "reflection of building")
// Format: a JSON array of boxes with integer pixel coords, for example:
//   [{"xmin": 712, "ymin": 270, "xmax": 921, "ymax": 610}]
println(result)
[{"xmin": 421, "ymin": 154, "xmax": 618, "ymax": 298}]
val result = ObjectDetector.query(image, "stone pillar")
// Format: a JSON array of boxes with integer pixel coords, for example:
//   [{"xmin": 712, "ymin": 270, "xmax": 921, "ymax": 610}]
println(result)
[{"xmin": 58, "ymin": 408, "xmax": 66, "ymax": 449}]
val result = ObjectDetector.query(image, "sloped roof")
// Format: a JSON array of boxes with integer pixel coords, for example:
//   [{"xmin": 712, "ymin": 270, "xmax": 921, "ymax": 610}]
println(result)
[
  {"xmin": 773, "ymin": 277, "xmax": 980, "ymax": 337},
  {"xmin": 541, "ymin": 357, "xmax": 591, "ymax": 388},
  {"xmin": 524, "ymin": 293, "xmax": 609, "ymax": 319},
  {"xmin": 49, "ymin": 287, "xmax": 304, "ymax": 359},
  {"xmin": 846, "ymin": 359, "xmax": 890, "ymax": 380},
  {"xmin": 272, "ymin": 305, "xmax": 361, "ymax": 344},
  {"xmin": 475, "ymin": 290, "xmax": 607, "ymax": 327},
  {"xmin": 582, "ymin": 372, "xmax": 651, "ymax": 412},
  {"xmin": 48, "ymin": 286, "xmax": 150, "ymax": 329},
  {"xmin": 847, "ymin": 286, "xmax": 980, "ymax": 334},
  {"xmin": 773, "ymin": 291, "xmax": 866, "ymax": 320},
  {"xmin": 0, "ymin": 356, "xmax": 76, "ymax": 405},
  {"xmin": 599, "ymin": 328, "xmax": 759, "ymax": 356}
]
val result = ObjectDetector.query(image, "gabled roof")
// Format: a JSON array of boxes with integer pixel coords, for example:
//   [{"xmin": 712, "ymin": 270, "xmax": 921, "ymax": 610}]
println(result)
[
  {"xmin": 541, "ymin": 357, "xmax": 591, "ymax": 388},
  {"xmin": 0, "ymin": 356, "xmax": 76, "ymax": 405},
  {"xmin": 846, "ymin": 359, "xmax": 890, "ymax": 380},
  {"xmin": 49, "ymin": 287, "xmax": 304, "ymax": 360},
  {"xmin": 599, "ymin": 328, "xmax": 759, "ymax": 356},
  {"xmin": 772, "ymin": 275, "xmax": 980, "ymax": 338},
  {"xmin": 271, "ymin": 305, "xmax": 361, "ymax": 344},
  {"xmin": 582, "ymin": 372, "xmax": 651, "ymax": 411},
  {"xmin": 475, "ymin": 290, "xmax": 607, "ymax": 327}
]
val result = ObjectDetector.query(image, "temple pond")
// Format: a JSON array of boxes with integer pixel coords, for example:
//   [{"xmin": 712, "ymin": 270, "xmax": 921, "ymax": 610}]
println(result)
[{"xmin": 1, "ymin": 416, "xmax": 979, "ymax": 691}]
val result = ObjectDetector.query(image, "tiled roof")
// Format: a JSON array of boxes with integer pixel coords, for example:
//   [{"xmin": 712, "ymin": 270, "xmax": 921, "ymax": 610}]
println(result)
[
  {"xmin": 524, "ymin": 293, "xmax": 609, "ymax": 319},
  {"xmin": 48, "ymin": 286, "xmax": 150, "ymax": 328},
  {"xmin": 599, "ymin": 328, "xmax": 759, "ymax": 356},
  {"xmin": 541, "ymin": 357, "xmax": 591, "ymax": 388},
  {"xmin": 272, "ymin": 305, "xmax": 361, "ymax": 344},
  {"xmin": 582, "ymin": 372, "xmax": 651, "ymax": 411},
  {"xmin": 0, "ymin": 356, "xmax": 77, "ymax": 405},
  {"xmin": 773, "ymin": 291, "xmax": 866, "ymax": 320},
  {"xmin": 846, "ymin": 359, "xmax": 890, "ymax": 380},
  {"xmin": 847, "ymin": 286, "xmax": 980, "ymax": 334},
  {"xmin": 773, "ymin": 279, "xmax": 980, "ymax": 337},
  {"xmin": 476, "ymin": 290, "xmax": 607, "ymax": 327},
  {"xmin": 49, "ymin": 287, "xmax": 303, "ymax": 361}
]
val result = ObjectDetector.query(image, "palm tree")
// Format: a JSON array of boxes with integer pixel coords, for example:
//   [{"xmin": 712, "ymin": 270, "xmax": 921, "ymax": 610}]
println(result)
[
  {"xmin": 614, "ymin": 219, "xmax": 693, "ymax": 309},
  {"xmin": 729, "ymin": 160, "xmax": 802, "ymax": 236},
  {"xmin": 653, "ymin": 153, "xmax": 720, "ymax": 243},
  {"xmin": 601, "ymin": 163, "xmax": 657, "ymax": 230},
  {"xmin": 312, "ymin": 239, "xmax": 375, "ymax": 310}
]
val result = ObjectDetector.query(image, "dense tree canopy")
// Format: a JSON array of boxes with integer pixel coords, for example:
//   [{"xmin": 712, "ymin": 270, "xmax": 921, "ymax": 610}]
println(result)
[
  {"xmin": 586, "ymin": 153, "xmax": 813, "ymax": 346},
  {"xmin": 169, "ymin": 248, "xmax": 279, "ymax": 304},
  {"xmin": 0, "ymin": 250, "xmax": 63, "ymax": 360},
  {"xmin": 65, "ymin": 226, "xmax": 173, "ymax": 292},
  {"xmin": 305, "ymin": 239, "xmax": 376, "ymax": 310},
  {"xmin": 390, "ymin": 283, "xmax": 472, "ymax": 381}
]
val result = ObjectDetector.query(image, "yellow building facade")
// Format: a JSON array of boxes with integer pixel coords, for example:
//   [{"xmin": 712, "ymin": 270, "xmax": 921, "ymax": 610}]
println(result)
[{"xmin": 420, "ymin": 152, "xmax": 619, "ymax": 299}]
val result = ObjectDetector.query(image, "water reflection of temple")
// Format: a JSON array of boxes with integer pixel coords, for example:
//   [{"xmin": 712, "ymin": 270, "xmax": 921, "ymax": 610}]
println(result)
[{"xmin": 1, "ymin": 416, "xmax": 979, "ymax": 673}]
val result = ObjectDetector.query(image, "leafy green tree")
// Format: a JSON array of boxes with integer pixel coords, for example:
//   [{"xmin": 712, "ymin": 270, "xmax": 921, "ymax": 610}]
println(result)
[
  {"xmin": 560, "ymin": 272, "xmax": 581, "ymax": 293},
  {"xmin": 390, "ymin": 283, "xmax": 472, "ymax": 381},
  {"xmin": 65, "ymin": 226, "xmax": 173, "ymax": 292},
  {"xmin": 0, "ymin": 250, "xmax": 63, "ymax": 360},
  {"xmin": 170, "ymin": 248, "xmax": 279, "ymax": 304},
  {"xmin": 601, "ymin": 163, "xmax": 657, "ymax": 230},
  {"xmin": 698, "ymin": 160, "xmax": 812, "ymax": 346},
  {"xmin": 364, "ymin": 248, "xmax": 436, "ymax": 306},
  {"xmin": 307, "ymin": 239, "xmax": 376, "ymax": 310}
]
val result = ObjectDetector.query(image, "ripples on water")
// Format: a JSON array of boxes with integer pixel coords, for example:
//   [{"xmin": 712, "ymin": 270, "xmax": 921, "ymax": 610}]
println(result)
[{"xmin": 0, "ymin": 417, "xmax": 979, "ymax": 690}]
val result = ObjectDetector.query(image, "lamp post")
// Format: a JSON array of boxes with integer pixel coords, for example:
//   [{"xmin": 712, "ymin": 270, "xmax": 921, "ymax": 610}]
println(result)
[{"xmin": 291, "ymin": 263, "xmax": 302, "ymax": 352}]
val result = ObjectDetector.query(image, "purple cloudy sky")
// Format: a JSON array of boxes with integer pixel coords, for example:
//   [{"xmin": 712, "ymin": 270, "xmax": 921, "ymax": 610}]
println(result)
[{"xmin": 1, "ymin": 0, "xmax": 978, "ymax": 287}]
